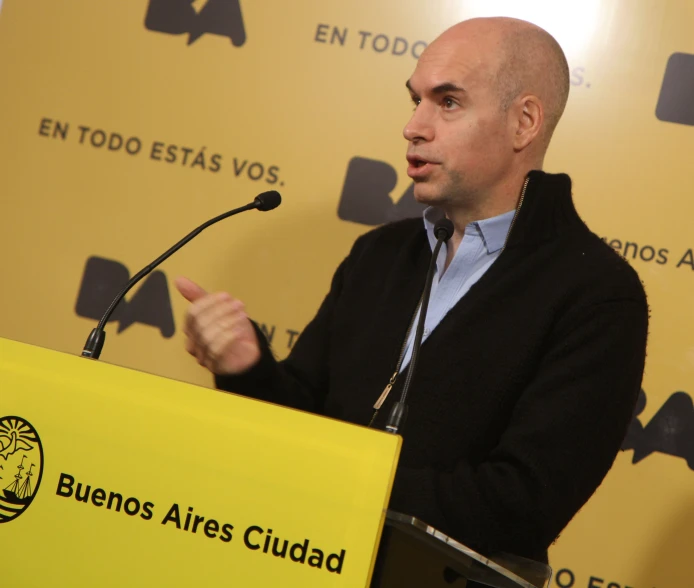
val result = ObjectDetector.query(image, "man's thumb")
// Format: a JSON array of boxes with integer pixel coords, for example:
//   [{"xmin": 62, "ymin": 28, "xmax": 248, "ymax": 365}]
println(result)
[{"xmin": 174, "ymin": 276, "xmax": 208, "ymax": 303}]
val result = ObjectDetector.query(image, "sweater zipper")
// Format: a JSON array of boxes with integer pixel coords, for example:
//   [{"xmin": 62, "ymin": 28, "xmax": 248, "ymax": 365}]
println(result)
[
  {"xmin": 366, "ymin": 175, "xmax": 530, "ymax": 427},
  {"xmin": 367, "ymin": 297, "xmax": 422, "ymax": 427},
  {"xmin": 502, "ymin": 176, "xmax": 530, "ymax": 251}
]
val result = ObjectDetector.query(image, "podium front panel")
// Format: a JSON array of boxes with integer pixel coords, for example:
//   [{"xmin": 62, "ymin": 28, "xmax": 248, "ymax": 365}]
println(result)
[{"xmin": 0, "ymin": 337, "xmax": 401, "ymax": 587}]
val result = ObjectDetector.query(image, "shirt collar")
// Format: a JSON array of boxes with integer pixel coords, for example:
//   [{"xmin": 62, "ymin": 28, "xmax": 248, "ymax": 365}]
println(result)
[{"xmin": 422, "ymin": 206, "xmax": 516, "ymax": 254}]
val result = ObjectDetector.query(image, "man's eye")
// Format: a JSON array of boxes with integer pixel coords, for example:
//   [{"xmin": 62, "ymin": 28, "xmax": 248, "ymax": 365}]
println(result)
[
  {"xmin": 443, "ymin": 97, "xmax": 457, "ymax": 109},
  {"xmin": 411, "ymin": 97, "xmax": 421, "ymax": 108}
]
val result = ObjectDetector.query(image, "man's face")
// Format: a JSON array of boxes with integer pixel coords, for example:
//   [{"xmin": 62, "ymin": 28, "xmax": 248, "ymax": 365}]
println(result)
[{"xmin": 404, "ymin": 38, "xmax": 515, "ymax": 207}]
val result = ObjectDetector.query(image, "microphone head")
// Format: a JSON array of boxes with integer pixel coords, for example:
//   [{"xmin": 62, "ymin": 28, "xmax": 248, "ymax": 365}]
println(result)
[
  {"xmin": 434, "ymin": 218, "xmax": 454, "ymax": 242},
  {"xmin": 254, "ymin": 191, "xmax": 282, "ymax": 211}
]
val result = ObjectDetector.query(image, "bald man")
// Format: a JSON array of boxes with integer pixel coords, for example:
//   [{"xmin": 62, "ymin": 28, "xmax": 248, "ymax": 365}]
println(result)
[{"xmin": 176, "ymin": 18, "xmax": 648, "ymax": 564}]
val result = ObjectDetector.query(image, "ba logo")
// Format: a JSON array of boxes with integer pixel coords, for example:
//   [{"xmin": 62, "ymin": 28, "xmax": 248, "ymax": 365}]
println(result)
[
  {"xmin": 622, "ymin": 389, "xmax": 694, "ymax": 470},
  {"xmin": 337, "ymin": 157, "xmax": 426, "ymax": 226},
  {"xmin": 75, "ymin": 256, "xmax": 175, "ymax": 338},
  {"xmin": 0, "ymin": 417, "xmax": 44, "ymax": 523},
  {"xmin": 144, "ymin": 0, "xmax": 246, "ymax": 47},
  {"xmin": 656, "ymin": 52, "xmax": 694, "ymax": 126}
]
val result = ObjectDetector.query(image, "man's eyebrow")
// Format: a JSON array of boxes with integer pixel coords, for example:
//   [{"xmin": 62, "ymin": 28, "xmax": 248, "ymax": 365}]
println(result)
[
  {"xmin": 406, "ymin": 80, "xmax": 466, "ymax": 95},
  {"xmin": 431, "ymin": 82, "xmax": 466, "ymax": 94}
]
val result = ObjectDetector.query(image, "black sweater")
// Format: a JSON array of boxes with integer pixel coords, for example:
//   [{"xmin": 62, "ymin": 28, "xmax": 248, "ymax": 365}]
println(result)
[{"xmin": 216, "ymin": 170, "xmax": 648, "ymax": 562}]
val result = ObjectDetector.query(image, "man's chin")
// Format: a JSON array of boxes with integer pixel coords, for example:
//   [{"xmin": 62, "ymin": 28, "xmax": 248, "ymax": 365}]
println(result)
[{"xmin": 413, "ymin": 184, "xmax": 446, "ymax": 206}]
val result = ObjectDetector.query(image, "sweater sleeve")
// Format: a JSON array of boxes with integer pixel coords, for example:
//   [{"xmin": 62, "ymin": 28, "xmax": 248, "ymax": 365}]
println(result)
[
  {"xmin": 213, "ymin": 251, "xmax": 352, "ymax": 413},
  {"xmin": 388, "ymin": 296, "xmax": 648, "ymax": 558}
]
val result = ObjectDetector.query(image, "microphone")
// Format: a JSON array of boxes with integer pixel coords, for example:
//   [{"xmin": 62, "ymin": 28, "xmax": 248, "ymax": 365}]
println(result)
[
  {"xmin": 384, "ymin": 217, "xmax": 454, "ymax": 435},
  {"xmin": 81, "ymin": 190, "xmax": 282, "ymax": 360}
]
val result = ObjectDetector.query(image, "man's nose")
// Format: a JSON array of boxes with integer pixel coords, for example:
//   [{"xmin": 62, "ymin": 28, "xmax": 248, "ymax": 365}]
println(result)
[{"xmin": 403, "ymin": 103, "xmax": 435, "ymax": 143}]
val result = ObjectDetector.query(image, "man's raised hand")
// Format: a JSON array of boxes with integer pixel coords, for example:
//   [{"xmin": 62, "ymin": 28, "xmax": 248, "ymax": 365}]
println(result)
[{"xmin": 175, "ymin": 276, "xmax": 261, "ymax": 375}]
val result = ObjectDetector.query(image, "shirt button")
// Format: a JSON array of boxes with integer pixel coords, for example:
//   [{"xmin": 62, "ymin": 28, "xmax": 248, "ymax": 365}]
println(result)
[{"xmin": 424, "ymin": 329, "xmax": 430, "ymax": 336}]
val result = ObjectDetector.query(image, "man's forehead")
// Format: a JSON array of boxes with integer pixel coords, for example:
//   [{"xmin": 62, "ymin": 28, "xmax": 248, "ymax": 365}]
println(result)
[{"xmin": 407, "ymin": 49, "xmax": 486, "ymax": 93}]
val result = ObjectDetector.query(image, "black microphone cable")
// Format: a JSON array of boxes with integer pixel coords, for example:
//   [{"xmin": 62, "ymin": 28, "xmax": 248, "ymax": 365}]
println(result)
[{"xmin": 384, "ymin": 217, "xmax": 454, "ymax": 435}]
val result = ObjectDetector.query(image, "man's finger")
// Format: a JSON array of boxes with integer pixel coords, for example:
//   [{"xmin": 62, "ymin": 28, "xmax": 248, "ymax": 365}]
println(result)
[
  {"xmin": 196, "ymin": 298, "xmax": 245, "ymax": 333},
  {"xmin": 184, "ymin": 335, "xmax": 197, "ymax": 357},
  {"xmin": 184, "ymin": 292, "xmax": 233, "ymax": 341},
  {"xmin": 198, "ymin": 309, "xmax": 249, "ymax": 351},
  {"xmin": 174, "ymin": 276, "xmax": 208, "ymax": 303}
]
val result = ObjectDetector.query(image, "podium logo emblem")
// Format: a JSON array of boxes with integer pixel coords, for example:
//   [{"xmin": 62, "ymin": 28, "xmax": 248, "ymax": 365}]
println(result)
[{"xmin": 0, "ymin": 416, "xmax": 44, "ymax": 523}]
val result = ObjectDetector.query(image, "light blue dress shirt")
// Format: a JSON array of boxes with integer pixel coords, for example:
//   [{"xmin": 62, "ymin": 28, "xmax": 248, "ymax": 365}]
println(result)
[{"xmin": 399, "ymin": 206, "xmax": 515, "ymax": 371}]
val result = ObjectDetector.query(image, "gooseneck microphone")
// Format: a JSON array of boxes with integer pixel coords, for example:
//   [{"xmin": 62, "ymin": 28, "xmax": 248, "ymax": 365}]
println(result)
[
  {"xmin": 384, "ymin": 217, "xmax": 455, "ymax": 435},
  {"xmin": 81, "ymin": 190, "xmax": 282, "ymax": 360}
]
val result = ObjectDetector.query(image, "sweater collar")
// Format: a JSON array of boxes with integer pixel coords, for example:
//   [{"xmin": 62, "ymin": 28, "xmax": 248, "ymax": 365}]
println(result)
[
  {"xmin": 422, "ymin": 206, "xmax": 515, "ymax": 254},
  {"xmin": 504, "ymin": 170, "xmax": 582, "ymax": 249}
]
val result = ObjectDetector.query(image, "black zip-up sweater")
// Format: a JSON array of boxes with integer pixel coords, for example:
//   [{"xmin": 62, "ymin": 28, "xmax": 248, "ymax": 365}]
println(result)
[{"xmin": 216, "ymin": 170, "xmax": 649, "ymax": 563}]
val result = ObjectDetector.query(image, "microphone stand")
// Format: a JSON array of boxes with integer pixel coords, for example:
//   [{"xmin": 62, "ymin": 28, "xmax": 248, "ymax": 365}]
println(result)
[{"xmin": 81, "ymin": 191, "xmax": 281, "ymax": 360}]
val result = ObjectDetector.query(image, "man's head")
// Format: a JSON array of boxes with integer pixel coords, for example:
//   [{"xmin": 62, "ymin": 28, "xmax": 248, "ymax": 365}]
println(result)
[{"xmin": 404, "ymin": 17, "xmax": 569, "ymax": 213}]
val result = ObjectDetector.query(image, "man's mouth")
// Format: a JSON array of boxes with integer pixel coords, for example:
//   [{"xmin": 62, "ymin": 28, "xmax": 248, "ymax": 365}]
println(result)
[
  {"xmin": 406, "ymin": 155, "xmax": 437, "ymax": 178},
  {"xmin": 407, "ymin": 155, "xmax": 431, "ymax": 168}
]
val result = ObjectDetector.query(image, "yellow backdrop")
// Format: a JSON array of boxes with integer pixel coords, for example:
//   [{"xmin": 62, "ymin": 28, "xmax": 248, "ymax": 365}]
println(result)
[{"xmin": 1, "ymin": 1, "xmax": 692, "ymax": 586}]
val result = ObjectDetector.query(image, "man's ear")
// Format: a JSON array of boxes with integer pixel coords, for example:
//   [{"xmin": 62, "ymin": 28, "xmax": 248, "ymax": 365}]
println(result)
[{"xmin": 513, "ymin": 95, "xmax": 543, "ymax": 151}]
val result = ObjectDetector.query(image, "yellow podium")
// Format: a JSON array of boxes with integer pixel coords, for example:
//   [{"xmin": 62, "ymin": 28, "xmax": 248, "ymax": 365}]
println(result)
[{"xmin": 0, "ymin": 336, "xmax": 401, "ymax": 587}]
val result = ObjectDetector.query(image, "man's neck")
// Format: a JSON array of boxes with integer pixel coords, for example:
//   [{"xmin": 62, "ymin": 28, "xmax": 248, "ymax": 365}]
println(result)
[{"xmin": 441, "ymin": 171, "xmax": 533, "ymax": 265}]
